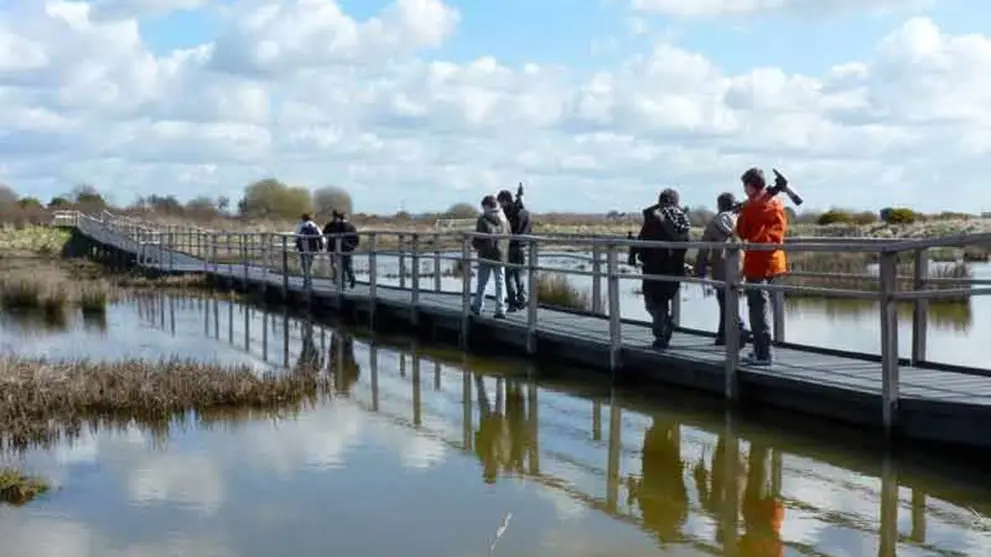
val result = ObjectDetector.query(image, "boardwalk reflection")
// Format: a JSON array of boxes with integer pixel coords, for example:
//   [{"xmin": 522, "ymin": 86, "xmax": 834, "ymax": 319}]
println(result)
[{"xmin": 137, "ymin": 292, "xmax": 991, "ymax": 557}]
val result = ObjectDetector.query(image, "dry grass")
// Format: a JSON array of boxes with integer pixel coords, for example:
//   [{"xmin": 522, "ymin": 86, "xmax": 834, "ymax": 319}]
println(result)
[
  {"xmin": 0, "ymin": 257, "xmax": 116, "ymax": 311},
  {"xmin": 0, "ymin": 466, "xmax": 50, "ymax": 506},
  {"xmin": 0, "ymin": 356, "xmax": 332, "ymax": 453},
  {"xmin": 782, "ymin": 252, "xmax": 972, "ymax": 299},
  {"xmin": 536, "ymin": 274, "xmax": 591, "ymax": 311}
]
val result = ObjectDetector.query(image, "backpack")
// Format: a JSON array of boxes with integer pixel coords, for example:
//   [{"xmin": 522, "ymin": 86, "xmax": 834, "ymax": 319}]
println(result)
[{"xmin": 299, "ymin": 221, "xmax": 322, "ymax": 252}]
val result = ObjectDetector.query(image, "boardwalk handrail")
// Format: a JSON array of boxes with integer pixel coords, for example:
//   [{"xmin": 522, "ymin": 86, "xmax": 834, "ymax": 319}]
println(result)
[{"xmin": 58, "ymin": 210, "xmax": 991, "ymax": 436}]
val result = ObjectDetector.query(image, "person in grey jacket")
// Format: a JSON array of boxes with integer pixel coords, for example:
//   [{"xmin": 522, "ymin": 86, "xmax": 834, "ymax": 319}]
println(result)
[
  {"xmin": 470, "ymin": 195, "xmax": 509, "ymax": 318},
  {"xmin": 695, "ymin": 193, "xmax": 750, "ymax": 347}
]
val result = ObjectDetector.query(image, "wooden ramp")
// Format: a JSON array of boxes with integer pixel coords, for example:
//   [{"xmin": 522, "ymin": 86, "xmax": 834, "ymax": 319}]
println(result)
[{"xmin": 65, "ymin": 215, "xmax": 991, "ymax": 450}]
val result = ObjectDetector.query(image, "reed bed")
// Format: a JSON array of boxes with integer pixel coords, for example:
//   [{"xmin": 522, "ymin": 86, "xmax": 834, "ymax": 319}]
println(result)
[
  {"xmin": 0, "ymin": 261, "xmax": 116, "ymax": 311},
  {"xmin": 536, "ymin": 273, "xmax": 591, "ymax": 311},
  {"xmin": 0, "ymin": 356, "xmax": 332, "ymax": 453},
  {"xmin": 783, "ymin": 252, "xmax": 972, "ymax": 299},
  {"xmin": 0, "ymin": 466, "xmax": 49, "ymax": 506}
]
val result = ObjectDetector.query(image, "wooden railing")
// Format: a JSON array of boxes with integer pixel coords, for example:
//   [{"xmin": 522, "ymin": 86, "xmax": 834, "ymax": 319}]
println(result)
[{"xmin": 55, "ymin": 210, "xmax": 991, "ymax": 432}]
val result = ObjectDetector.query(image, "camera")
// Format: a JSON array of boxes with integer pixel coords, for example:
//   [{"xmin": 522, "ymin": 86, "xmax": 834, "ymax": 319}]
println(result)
[{"xmin": 732, "ymin": 168, "xmax": 804, "ymax": 212}]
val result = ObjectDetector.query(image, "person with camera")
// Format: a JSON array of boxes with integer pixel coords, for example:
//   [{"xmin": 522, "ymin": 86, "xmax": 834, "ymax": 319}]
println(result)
[
  {"xmin": 735, "ymin": 168, "xmax": 788, "ymax": 366},
  {"xmin": 695, "ymin": 192, "xmax": 750, "ymax": 348},
  {"xmin": 630, "ymin": 188, "xmax": 690, "ymax": 350},
  {"xmin": 496, "ymin": 186, "xmax": 531, "ymax": 312}
]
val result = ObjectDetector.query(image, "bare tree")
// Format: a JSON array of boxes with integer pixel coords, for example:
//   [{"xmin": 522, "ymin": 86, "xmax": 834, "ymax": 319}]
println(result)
[{"xmin": 312, "ymin": 186, "xmax": 353, "ymax": 217}]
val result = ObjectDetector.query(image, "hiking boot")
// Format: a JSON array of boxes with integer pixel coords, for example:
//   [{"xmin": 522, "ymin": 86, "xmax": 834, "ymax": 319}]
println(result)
[
  {"xmin": 651, "ymin": 339, "xmax": 669, "ymax": 350},
  {"xmin": 741, "ymin": 352, "xmax": 773, "ymax": 367},
  {"xmin": 493, "ymin": 312, "xmax": 506, "ymax": 319}
]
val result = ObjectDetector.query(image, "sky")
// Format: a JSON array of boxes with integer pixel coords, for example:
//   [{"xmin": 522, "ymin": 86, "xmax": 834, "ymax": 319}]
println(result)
[{"xmin": 0, "ymin": 0, "xmax": 990, "ymax": 214}]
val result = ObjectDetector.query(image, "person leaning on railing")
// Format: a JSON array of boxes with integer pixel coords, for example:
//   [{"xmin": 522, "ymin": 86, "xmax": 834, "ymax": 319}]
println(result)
[
  {"xmin": 695, "ymin": 192, "xmax": 751, "ymax": 349},
  {"xmin": 735, "ymin": 168, "xmax": 788, "ymax": 366}
]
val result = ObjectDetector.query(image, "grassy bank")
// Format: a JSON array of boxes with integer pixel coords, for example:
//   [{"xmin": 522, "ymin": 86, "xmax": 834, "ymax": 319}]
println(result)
[
  {"xmin": 0, "ymin": 466, "xmax": 49, "ymax": 506},
  {"xmin": 536, "ymin": 274, "xmax": 591, "ymax": 311},
  {"xmin": 0, "ymin": 356, "xmax": 332, "ymax": 453}
]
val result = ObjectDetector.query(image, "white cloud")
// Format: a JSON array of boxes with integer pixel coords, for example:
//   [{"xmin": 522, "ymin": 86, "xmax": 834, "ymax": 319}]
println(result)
[
  {"xmin": 0, "ymin": 1, "xmax": 989, "ymax": 212},
  {"xmin": 630, "ymin": 0, "xmax": 937, "ymax": 18}
]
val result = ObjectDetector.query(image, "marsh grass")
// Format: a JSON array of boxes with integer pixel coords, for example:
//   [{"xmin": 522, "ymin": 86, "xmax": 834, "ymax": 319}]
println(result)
[
  {"xmin": 782, "ymin": 252, "xmax": 972, "ymax": 299},
  {"xmin": 0, "ymin": 466, "xmax": 50, "ymax": 506},
  {"xmin": 0, "ymin": 356, "xmax": 332, "ymax": 453},
  {"xmin": 536, "ymin": 274, "xmax": 591, "ymax": 311}
]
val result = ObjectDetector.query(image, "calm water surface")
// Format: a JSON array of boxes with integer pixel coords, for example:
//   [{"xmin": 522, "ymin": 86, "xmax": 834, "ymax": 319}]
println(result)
[{"xmin": 1, "ymin": 295, "xmax": 990, "ymax": 557}]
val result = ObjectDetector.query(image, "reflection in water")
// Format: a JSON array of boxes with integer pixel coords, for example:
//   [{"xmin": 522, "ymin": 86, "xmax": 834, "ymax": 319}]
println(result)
[
  {"xmin": 3, "ymin": 293, "xmax": 991, "ymax": 557},
  {"xmin": 629, "ymin": 416, "xmax": 689, "ymax": 546},
  {"xmin": 785, "ymin": 296, "xmax": 973, "ymax": 332},
  {"xmin": 331, "ymin": 331, "xmax": 360, "ymax": 396}
]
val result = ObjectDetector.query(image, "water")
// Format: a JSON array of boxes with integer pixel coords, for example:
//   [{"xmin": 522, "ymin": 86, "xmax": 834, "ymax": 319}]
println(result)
[
  {"xmin": 323, "ymin": 253, "xmax": 990, "ymax": 368},
  {"xmin": 1, "ymin": 294, "xmax": 991, "ymax": 556}
]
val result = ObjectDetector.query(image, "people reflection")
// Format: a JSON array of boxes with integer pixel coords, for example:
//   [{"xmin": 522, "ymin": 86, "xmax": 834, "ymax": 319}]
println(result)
[
  {"xmin": 693, "ymin": 433, "xmax": 746, "ymax": 548},
  {"xmin": 329, "ymin": 330, "xmax": 361, "ymax": 395},
  {"xmin": 295, "ymin": 319, "xmax": 323, "ymax": 372},
  {"xmin": 473, "ymin": 375, "xmax": 530, "ymax": 484},
  {"xmin": 628, "ymin": 416, "xmax": 689, "ymax": 545},
  {"xmin": 739, "ymin": 442, "xmax": 784, "ymax": 557}
]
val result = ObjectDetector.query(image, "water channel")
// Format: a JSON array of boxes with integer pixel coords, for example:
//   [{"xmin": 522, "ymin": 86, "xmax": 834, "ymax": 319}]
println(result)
[{"xmin": 1, "ymin": 293, "xmax": 990, "ymax": 556}]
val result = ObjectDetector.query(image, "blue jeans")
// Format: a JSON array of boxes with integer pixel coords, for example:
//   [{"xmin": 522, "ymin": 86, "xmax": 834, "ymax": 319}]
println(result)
[
  {"xmin": 472, "ymin": 261, "xmax": 506, "ymax": 315},
  {"xmin": 299, "ymin": 252, "xmax": 314, "ymax": 284}
]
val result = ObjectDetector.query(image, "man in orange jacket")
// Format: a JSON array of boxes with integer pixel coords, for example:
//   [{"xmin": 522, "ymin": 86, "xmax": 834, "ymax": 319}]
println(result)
[{"xmin": 735, "ymin": 168, "xmax": 788, "ymax": 366}]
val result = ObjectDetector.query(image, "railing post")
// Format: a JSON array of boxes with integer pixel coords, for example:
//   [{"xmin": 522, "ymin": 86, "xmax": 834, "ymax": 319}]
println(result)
[
  {"xmin": 411, "ymin": 233, "xmax": 420, "ymax": 325},
  {"xmin": 526, "ymin": 241, "xmax": 539, "ymax": 355},
  {"xmin": 671, "ymin": 289, "xmax": 681, "ymax": 327},
  {"xmin": 368, "ymin": 233, "xmax": 378, "ymax": 328},
  {"xmin": 168, "ymin": 229, "xmax": 175, "ymax": 271},
  {"xmin": 591, "ymin": 244, "xmax": 603, "ymax": 315},
  {"xmin": 211, "ymin": 233, "xmax": 219, "ymax": 275},
  {"xmin": 772, "ymin": 291, "xmax": 786, "ymax": 344},
  {"xmin": 398, "ymin": 234, "xmax": 407, "ymax": 289},
  {"xmin": 460, "ymin": 233, "xmax": 471, "ymax": 349},
  {"xmin": 723, "ymin": 247, "xmax": 742, "ymax": 401},
  {"xmin": 242, "ymin": 233, "xmax": 248, "ymax": 286},
  {"xmin": 606, "ymin": 243, "xmax": 621, "ymax": 371},
  {"xmin": 281, "ymin": 235, "xmax": 289, "ymax": 298},
  {"xmin": 879, "ymin": 249, "xmax": 900, "ymax": 435},
  {"xmin": 911, "ymin": 248, "xmax": 928, "ymax": 365},
  {"xmin": 433, "ymin": 233, "xmax": 442, "ymax": 293}
]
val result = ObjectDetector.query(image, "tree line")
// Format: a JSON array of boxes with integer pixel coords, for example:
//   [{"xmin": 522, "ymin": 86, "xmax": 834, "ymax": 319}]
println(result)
[{"xmin": 0, "ymin": 179, "xmax": 985, "ymax": 227}]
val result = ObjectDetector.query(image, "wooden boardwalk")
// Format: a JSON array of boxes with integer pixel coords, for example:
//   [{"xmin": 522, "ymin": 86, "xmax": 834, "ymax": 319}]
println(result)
[{"xmin": 63, "ymin": 215, "xmax": 991, "ymax": 450}]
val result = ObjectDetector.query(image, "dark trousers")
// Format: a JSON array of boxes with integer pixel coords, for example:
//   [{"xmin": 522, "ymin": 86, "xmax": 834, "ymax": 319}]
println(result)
[
  {"xmin": 715, "ymin": 289, "xmax": 748, "ymax": 344},
  {"xmin": 505, "ymin": 249, "xmax": 525, "ymax": 306},
  {"xmin": 644, "ymin": 290, "xmax": 676, "ymax": 345},
  {"xmin": 746, "ymin": 277, "xmax": 774, "ymax": 359},
  {"xmin": 340, "ymin": 254, "xmax": 355, "ymax": 287}
]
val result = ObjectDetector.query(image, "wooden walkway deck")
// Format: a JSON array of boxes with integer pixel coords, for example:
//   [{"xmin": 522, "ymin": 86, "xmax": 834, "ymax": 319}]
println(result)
[{"xmin": 65, "ymin": 218, "xmax": 991, "ymax": 450}]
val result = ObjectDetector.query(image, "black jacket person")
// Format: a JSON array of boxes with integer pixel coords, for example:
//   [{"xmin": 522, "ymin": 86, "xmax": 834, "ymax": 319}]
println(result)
[
  {"xmin": 322, "ymin": 211, "xmax": 359, "ymax": 289},
  {"xmin": 630, "ymin": 189, "xmax": 690, "ymax": 349},
  {"xmin": 496, "ymin": 190, "xmax": 532, "ymax": 311}
]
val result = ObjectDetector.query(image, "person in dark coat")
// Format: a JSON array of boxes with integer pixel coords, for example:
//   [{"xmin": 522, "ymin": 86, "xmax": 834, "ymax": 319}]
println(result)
[
  {"xmin": 496, "ymin": 189, "xmax": 532, "ymax": 312},
  {"xmin": 322, "ymin": 211, "xmax": 359, "ymax": 289},
  {"xmin": 630, "ymin": 188, "xmax": 690, "ymax": 349}
]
